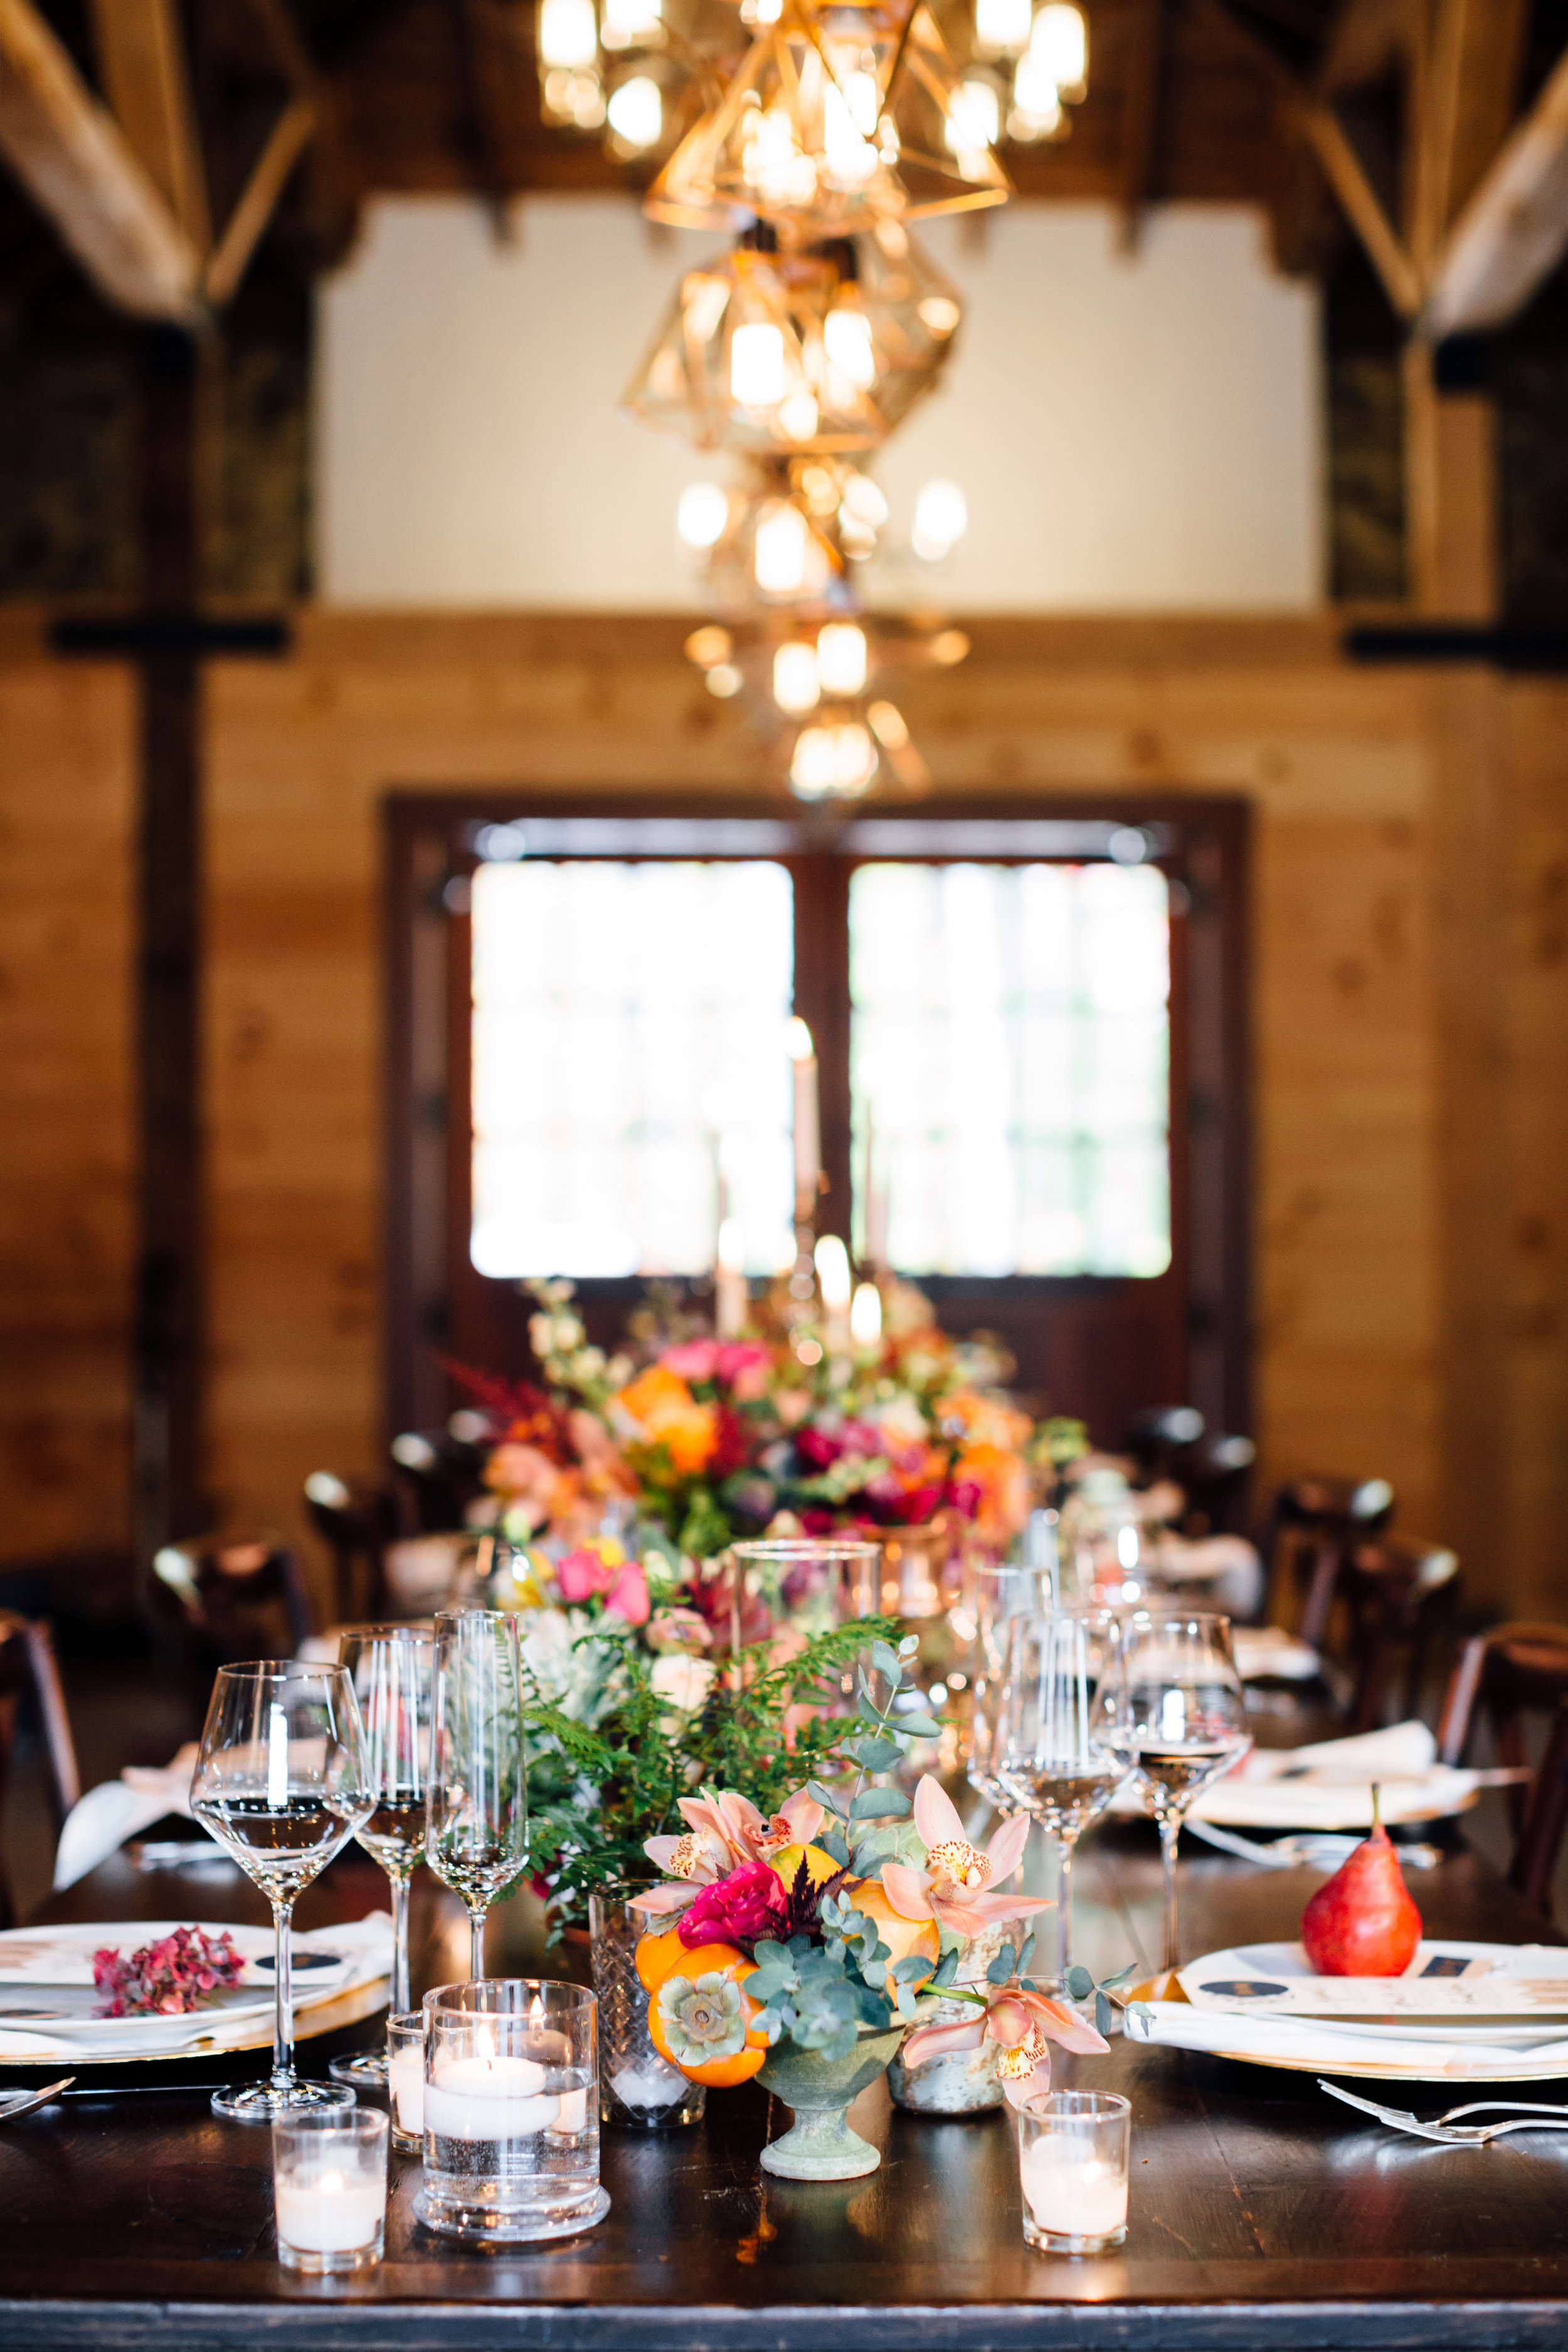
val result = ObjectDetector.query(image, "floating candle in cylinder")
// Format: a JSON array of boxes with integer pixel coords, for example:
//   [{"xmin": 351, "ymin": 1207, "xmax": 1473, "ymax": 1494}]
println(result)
[
  {"xmin": 424, "ymin": 2050, "xmax": 560, "ymax": 2141},
  {"xmin": 1015, "ymin": 2092, "xmax": 1130, "ymax": 2254}
]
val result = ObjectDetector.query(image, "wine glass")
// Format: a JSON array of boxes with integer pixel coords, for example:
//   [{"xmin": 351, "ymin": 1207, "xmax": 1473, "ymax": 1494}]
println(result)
[
  {"xmin": 189, "ymin": 1660, "xmax": 371, "ymax": 2122},
  {"xmin": 328, "ymin": 1624, "xmax": 434, "ymax": 2089},
  {"xmin": 425, "ymin": 1609, "xmax": 530, "ymax": 1980},
  {"xmin": 996, "ymin": 1609, "xmax": 1133, "ymax": 1989},
  {"xmin": 965, "ymin": 1559, "xmax": 1056, "ymax": 1809},
  {"xmin": 1110, "ymin": 1611, "xmax": 1253, "ymax": 1974}
]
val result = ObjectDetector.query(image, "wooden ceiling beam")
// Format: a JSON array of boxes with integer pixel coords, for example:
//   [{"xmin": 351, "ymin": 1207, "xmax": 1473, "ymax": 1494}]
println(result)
[
  {"xmin": 203, "ymin": 92, "xmax": 316, "ymax": 305},
  {"xmin": 1410, "ymin": 0, "xmax": 1528, "ymax": 273},
  {"xmin": 1117, "ymin": 0, "xmax": 1167, "ymax": 248},
  {"xmin": 0, "ymin": 0, "xmax": 200, "ymax": 319},
  {"xmin": 87, "ymin": 0, "xmax": 210, "ymax": 249},
  {"xmin": 1300, "ymin": 100, "xmax": 1421, "ymax": 314},
  {"xmin": 1423, "ymin": 40, "xmax": 1568, "ymax": 339}
]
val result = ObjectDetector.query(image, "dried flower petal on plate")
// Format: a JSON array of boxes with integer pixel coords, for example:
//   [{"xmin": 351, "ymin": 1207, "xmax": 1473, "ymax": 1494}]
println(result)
[{"xmin": 91, "ymin": 1926, "xmax": 245, "ymax": 2017}]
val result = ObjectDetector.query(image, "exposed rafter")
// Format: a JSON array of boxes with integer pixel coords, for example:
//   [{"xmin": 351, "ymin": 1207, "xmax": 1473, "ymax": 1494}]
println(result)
[
  {"xmin": 0, "ymin": 0, "xmax": 200, "ymax": 319},
  {"xmin": 1300, "ymin": 101, "xmax": 1419, "ymax": 315},
  {"xmin": 203, "ymin": 93, "xmax": 316, "ymax": 305},
  {"xmin": 87, "ymin": 0, "xmax": 210, "ymax": 248},
  {"xmin": 1422, "ymin": 40, "xmax": 1568, "ymax": 341}
]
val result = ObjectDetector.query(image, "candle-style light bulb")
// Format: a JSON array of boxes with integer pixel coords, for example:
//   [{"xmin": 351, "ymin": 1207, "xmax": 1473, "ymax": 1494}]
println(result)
[
  {"xmin": 814, "ymin": 1234, "xmax": 852, "ymax": 1312},
  {"xmin": 850, "ymin": 1280, "xmax": 882, "ymax": 1345}
]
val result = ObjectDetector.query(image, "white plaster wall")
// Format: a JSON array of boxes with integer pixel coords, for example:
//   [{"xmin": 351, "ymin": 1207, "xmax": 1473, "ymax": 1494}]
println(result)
[{"xmin": 317, "ymin": 193, "xmax": 1323, "ymax": 611}]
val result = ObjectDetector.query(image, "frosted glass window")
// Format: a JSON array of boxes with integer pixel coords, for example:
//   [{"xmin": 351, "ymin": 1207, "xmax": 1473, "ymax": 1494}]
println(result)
[
  {"xmin": 850, "ymin": 862, "xmax": 1170, "ymax": 1276},
  {"xmin": 471, "ymin": 861, "xmax": 796, "ymax": 1278}
]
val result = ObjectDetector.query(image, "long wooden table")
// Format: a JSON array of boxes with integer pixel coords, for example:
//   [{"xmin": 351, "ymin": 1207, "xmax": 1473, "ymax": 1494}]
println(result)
[{"xmin": 1, "ymin": 1824, "xmax": 1565, "ymax": 2350}]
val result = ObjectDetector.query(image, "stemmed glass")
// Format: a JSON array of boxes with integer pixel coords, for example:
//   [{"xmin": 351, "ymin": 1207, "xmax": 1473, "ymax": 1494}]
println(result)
[
  {"xmin": 329, "ymin": 1624, "xmax": 434, "ymax": 2089},
  {"xmin": 190, "ymin": 1660, "xmax": 371, "ymax": 2122},
  {"xmin": 1110, "ymin": 1611, "xmax": 1252, "ymax": 1973},
  {"xmin": 996, "ymin": 1609, "xmax": 1133, "ymax": 1989},
  {"xmin": 425, "ymin": 1610, "xmax": 530, "ymax": 1980},
  {"xmin": 965, "ymin": 1559, "xmax": 1056, "ymax": 1809}
]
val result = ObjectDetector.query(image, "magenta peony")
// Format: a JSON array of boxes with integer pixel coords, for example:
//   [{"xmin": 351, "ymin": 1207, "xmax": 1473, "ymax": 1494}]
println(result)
[{"xmin": 676, "ymin": 1860, "xmax": 790, "ymax": 1951}]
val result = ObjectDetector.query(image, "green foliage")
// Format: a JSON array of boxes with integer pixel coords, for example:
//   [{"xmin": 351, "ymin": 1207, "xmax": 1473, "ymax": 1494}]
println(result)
[{"xmin": 522, "ymin": 1614, "xmax": 906, "ymax": 1935}]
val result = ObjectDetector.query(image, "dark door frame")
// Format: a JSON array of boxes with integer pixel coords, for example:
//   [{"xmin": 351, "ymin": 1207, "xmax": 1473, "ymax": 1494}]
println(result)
[{"xmin": 383, "ymin": 791, "xmax": 1251, "ymax": 1445}]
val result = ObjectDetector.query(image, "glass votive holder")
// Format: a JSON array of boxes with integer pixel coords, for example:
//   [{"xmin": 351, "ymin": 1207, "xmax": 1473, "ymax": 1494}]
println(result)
[
  {"xmin": 272, "ymin": 2109, "xmax": 388, "ymax": 2274},
  {"xmin": 417, "ymin": 1978, "xmax": 608, "ymax": 2244},
  {"xmin": 388, "ymin": 2010, "xmax": 425, "ymax": 2153},
  {"xmin": 1015, "ymin": 2091, "xmax": 1131, "ymax": 2254}
]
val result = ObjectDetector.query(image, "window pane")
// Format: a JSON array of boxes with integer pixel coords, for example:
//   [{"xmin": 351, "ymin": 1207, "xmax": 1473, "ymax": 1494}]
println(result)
[
  {"xmin": 471, "ymin": 861, "xmax": 796, "ymax": 1278},
  {"xmin": 849, "ymin": 861, "xmax": 1170, "ymax": 1277}
]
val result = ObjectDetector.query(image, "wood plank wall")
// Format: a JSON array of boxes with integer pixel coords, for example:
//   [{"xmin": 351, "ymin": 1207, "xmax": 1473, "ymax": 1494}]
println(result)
[{"xmin": 1, "ymin": 610, "xmax": 1563, "ymax": 1623}]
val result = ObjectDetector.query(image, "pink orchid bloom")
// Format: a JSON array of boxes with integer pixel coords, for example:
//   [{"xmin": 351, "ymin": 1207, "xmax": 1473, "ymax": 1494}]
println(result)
[
  {"xmin": 661, "ymin": 1340, "xmax": 720, "ymax": 1381},
  {"xmin": 639, "ymin": 1783, "xmax": 825, "ymax": 1910},
  {"xmin": 901, "ymin": 1983, "xmax": 1107, "ymax": 2108},
  {"xmin": 881, "ymin": 1776, "xmax": 1054, "ymax": 1941}
]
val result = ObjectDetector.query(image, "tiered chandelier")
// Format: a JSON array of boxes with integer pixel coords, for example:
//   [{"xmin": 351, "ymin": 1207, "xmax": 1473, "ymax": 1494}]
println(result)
[{"xmin": 538, "ymin": 0, "xmax": 1089, "ymax": 798}]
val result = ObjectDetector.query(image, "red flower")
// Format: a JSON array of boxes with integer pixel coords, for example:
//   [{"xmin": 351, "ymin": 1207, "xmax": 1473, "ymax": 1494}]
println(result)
[
  {"xmin": 707, "ymin": 1406, "xmax": 751, "ymax": 1481},
  {"xmin": 676, "ymin": 1860, "xmax": 790, "ymax": 1951},
  {"xmin": 92, "ymin": 1926, "xmax": 245, "ymax": 2018}
]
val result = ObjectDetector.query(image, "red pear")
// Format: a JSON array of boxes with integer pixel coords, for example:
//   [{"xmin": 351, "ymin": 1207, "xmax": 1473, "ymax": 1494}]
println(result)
[{"xmin": 1301, "ymin": 1785, "xmax": 1422, "ymax": 1977}]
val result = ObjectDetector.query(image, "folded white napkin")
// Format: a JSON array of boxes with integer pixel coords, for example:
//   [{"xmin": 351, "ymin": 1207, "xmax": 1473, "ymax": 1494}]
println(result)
[
  {"xmin": 1125, "ymin": 1998, "xmax": 1568, "ymax": 2080},
  {"xmin": 1195, "ymin": 1720, "xmax": 1480, "ymax": 1830},
  {"xmin": 1231, "ymin": 1626, "xmax": 1321, "ymax": 1684},
  {"xmin": 1143, "ymin": 1535, "xmax": 1264, "ymax": 1618},
  {"xmin": 53, "ymin": 1747, "xmax": 211, "ymax": 1891},
  {"xmin": 0, "ymin": 1913, "xmax": 394, "ymax": 2063}
]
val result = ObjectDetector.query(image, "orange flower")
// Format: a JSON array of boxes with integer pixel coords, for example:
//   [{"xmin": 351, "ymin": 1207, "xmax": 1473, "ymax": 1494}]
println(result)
[
  {"xmin": 618, "ymin": 1365, "xmax": 718, "ymax": 1476},
  {"xmin": 951, "ymin": 1440, "xmax": 1030, "ymax": 1540}
]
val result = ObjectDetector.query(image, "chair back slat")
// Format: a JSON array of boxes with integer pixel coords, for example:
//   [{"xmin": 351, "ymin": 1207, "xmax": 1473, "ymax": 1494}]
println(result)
[
  {"xmin": 0, "ymin": 1614, "xmax": 80, "ymax": 1931},
  {"xmin": 1438, "ymin": 1623, "xmax": 1568, "ymax": 1897}
]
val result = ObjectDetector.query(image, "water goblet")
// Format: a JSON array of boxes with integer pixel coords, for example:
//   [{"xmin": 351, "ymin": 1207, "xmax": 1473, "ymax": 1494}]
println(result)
[
  {"xmin": 190, "ymin": 1660, "xmax": 371, "ymax": 2122},
  {"xmin": 329, "ymin": 1623, "xmax": 434, "ymax": 2089},
  {"xmin": 1112, "ymin": 1609, "xmax": 1253, "ymax": 1972},
  {"xmin": 425, "ymin": 1610, "xmax": 530, "ymax": 1979},
  {"xmin": 964, "ymin": 1558, "xmax": 1057, "ymax": 1809},
  {"xmin": 996, "ymin": 1608, "xmax": 1132, "ymax": 1989}
]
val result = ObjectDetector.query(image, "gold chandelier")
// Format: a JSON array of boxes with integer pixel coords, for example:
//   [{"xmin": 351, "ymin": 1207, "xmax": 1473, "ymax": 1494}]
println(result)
[{"xmin": 622, "ymin": 220, "xmax": 961, "ymax": 458}]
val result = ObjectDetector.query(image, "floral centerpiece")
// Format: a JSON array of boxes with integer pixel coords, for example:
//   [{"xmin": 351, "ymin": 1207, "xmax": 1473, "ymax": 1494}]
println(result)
[{"xmin": 628, "ymin": 1636, "xmax": 1110, "ymax": 2179}]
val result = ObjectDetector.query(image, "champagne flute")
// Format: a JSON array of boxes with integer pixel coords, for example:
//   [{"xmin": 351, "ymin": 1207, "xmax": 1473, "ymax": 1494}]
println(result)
[
  {"xmin": 965, "ymin": 1557, "xmax": 1056, "ymax": 1809},
  {"xmin": 189, "ymin": 1660, "xmax": 371, "ymax": 2122},
  {"xmin": 425, "ymin": 1609, "xmax": 529, "ymax": 1979},
  {"xmin": 328, "ymin": 1624, "xmax": 434, "ymax": 2089},
  {"xmin": 997, "ymin": 1609, "xmax": 1132, "ymax": 1989},
  {"xmin": 1112, "ymin": 1611, "xmax": 1252, "ymax": 1973}
]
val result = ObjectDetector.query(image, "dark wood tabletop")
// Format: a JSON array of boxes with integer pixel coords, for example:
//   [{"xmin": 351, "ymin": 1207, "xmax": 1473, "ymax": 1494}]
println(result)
[{"xmin": 1, "ymin": 1817, "xmax": 1565, "ymax": 2352}]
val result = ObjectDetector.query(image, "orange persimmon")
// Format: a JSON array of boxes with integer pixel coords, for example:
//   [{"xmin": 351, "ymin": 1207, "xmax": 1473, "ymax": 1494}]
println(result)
[
  {"xmin": 634, "ymin": 1922, "xmax": 690, "ymax": 1993},
  {"xmin": 647, "ymin": 1939, "xmax": 768, "ymax": 2087}
]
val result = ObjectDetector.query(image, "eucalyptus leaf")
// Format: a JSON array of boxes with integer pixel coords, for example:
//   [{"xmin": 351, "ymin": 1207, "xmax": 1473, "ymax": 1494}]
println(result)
[
  {"xmin": 818, "ymin": 1828, "xmax": 851, "ymax": 1868},
  {"xmin": 869, "ymin": 1641, "xmax": 903, "ymax": 1680},
  {"xmin": 931, "ymin": 1948, "xmax": 960, "ymax": 1989},
  {"xmin": 807, "ymin": 1779, "xmax": 847, "ymax": 1818},
  {"xmin": 857, "ymin": 1692, "xmax": 887, "ymax": 1729},
  {"xmin": 987, "ymin": 1942, "xmax": 1017, "ymax": 1985},
  {"xmin": 895, "ymin": 1713, "xmax": 943, "ymax": 1740},
  {"xmin": 852, "ymin": 1736, "xmax": 904, "ymax": 1772},
  {"xmin": 849, "ymin": 1788, "xmax": 911, "ymax": 1820},
  {"xmin": 1065, "ymin": 1965, "xmax": 1094, "ymax": 2001},
  {"xmin": 898, "ymin": 1635, "xmax": 920, "ymax": 1656},
  {"xmin": 891, "ymin": 1955, "xmax": 934, "ymax": 1984},
  {"xmin": 1095, "ymin": 1991, "xmax": 1113, "ymax": 2037}
]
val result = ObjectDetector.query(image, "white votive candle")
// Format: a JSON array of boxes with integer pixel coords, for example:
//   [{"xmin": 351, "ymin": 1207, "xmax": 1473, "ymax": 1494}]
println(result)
[
  {"xmin": 423, "ymin": 2052, "xmax": 559, "ymax": 2141},
  {"xmin": 389, "ymin": 2047, "xmax": 423, "ymax": 2136},
  {"xmin": 275, "ymin": 2167, "xmax": 386, "ymax": 2256},
  {"xmin": 549, "ymin": 2085, "xmax": 588, "ymax": 2134},
  {"xmin": 1019, "ymin": 2146, "xmax": 1128, "ymax": 2240}
]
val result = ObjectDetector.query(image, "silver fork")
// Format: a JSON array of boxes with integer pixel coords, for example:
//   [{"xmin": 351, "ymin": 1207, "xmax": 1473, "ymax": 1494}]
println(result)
[
  {"xmin": 1187, "ymin": 1820, "xmax": 1442, "ymax": 1870},
  {"xmin": 0, "ymin": 2077, "xmax": 74, "ymax": 2122},
  {"xmin": 1320, "ymin": 2079, "xmax": 1568, "ymax": 2144}
]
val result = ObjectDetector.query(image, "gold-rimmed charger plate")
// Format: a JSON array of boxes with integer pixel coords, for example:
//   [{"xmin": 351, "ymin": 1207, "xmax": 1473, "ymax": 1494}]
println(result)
[
  {"xmin": 0, "ymin": 1976, "xmax": 388, "ymax": 2079},
  {"xmin": 1125, "ymin": 1976, "xmax": 1568, "ymax": 2085}
]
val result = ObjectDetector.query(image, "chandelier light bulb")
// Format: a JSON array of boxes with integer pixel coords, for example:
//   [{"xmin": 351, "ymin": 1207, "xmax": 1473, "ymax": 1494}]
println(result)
[
  {"xmin": 682, "ymin": 270, "xmax": 731, "ymax": 343},
  {"xmin": 868, "ymin": 699, "xmax": 909, "ymax": 749},
  {"xmin": 601, "ymin": 0, "xmax": 661, "ymax": 44},
  {"xmin": 1031, "ymin": 2, "xmax": 1088, "ymax": 98},
  {"xmin": 773, "ymin": 640, "xmax": 822, "ymax": 712},
  {"xmin": 538, "ymin": 0, "xmax": 598, "ymax": 70},
  {"xmin": 822, "ymin": 71, "xmax": 880, "ymax": 186},
  {"xmin": 778, "ymin": 389, "xmax": 820, "ymax": 442},
  {"xmin": 823, "ymin": 306, "xmax": 876, "ymax": 389},
  {"xmin": 975, "ymin": 0, "xmax": 1032, "ymax": 58},
  {"xmin": 1009, "ymin": 48, "xmax": 1062, "ymax": 136},
  {"xmin": 815, "ymin": 620, "xmax": 867, "ymax": 696},
  {"xmin": 754, "ymin": 500, "xmax": 810, "ymax": 593},
  {"xmin": 705, "ymin": 662, "xmax": 744, "ymax": 697},
  {"xmin": 730, "ymin": 320, "xmax": 787, "ymax": 408},
  {"xmin": 684, "ymin": 623, "xmax": 733, "ymax": 667},
  {"xmin": 913, "ymin": 476, "xmax": 967, "ymax": 559},
  {"xmin": 850, "ymin": 1280, "xmax": 883, "ymax": 1343},
  {"xmin": 677, "ymin": 480, "xmax": 729, "ymax": 548},
  {"xmin": 917, "ymin": 292, "xmax": 961, "ymax": 336},
  {"xmin": 946, "ymin": 77, "xmax": 1001, "ymax": 162},
  {"xmin": 607, "ymin": 75, "xmax": 663, "ymax": 149},
  {"xmin": 790, "ymin": 719, "xmax": 878, "ymax": 799},
  {"xmin": 840, "ymin": 470, "xmax": 889, "ymax": 528}
]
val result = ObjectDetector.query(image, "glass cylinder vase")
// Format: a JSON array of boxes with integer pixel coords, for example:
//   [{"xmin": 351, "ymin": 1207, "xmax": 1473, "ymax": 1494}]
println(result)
[
  {"xmin": 887, "ymin": 1920, "xmax": 1010, "ymax": 2116},
  {"xmin": 588, "ymin": 1894, "xmax": 706, "ymax": 2130}
]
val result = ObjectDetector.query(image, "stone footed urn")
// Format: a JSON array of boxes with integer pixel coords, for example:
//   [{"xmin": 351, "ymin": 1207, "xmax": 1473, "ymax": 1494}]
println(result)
[{"xmin": 757, "ymin": 2024, "xmax": 908, "ymax": 2180}]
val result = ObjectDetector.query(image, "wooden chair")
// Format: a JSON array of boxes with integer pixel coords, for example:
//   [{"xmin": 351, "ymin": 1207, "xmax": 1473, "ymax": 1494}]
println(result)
[
  {"xmin": 389, "ymin": 1428, "xmax": 488, "ymax": 1532},
  {"xmin": 1337, "ymin": 1534, "xmax": 1461, "ymax": 1732},
  {"xmin": 151, "ymin": 1534, "xmax": 315, "ymax": 1732},
  {"xmin": 0, "ymin": 1613, "xmax": 81, "ymax": 1931},
  {"xmin": 1437, "ymin": 1621, "xmax": 1568, "ymax": 1890},
  {"xmin": 1262, "ymin": 1475, "xmax": 1397, "ymax": 1646},
  {"xmin": 303, "ymin": 1473, "xmax": 401, "ymax": 1624}
]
